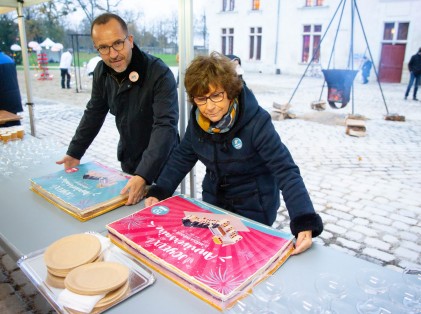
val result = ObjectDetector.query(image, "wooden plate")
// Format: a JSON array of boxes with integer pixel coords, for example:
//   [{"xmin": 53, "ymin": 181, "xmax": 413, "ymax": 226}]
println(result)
[
  {"xmin": 45, "ymin": 271, "xmax": 65, "ymax": 289},
  {"xmin": 44, "ymin": 234, "xmax": 101, "ymax": 272},
  {"xmin": 94, "ymin": 280, "xmax": 130, "ymax": 308},
  {"xmin": 46, "ymin": 253, "xmax": 104, "ymax": 278},
  {"xmin": 65, "ymin": 262, "xmax": 129, "ymax": 296}
]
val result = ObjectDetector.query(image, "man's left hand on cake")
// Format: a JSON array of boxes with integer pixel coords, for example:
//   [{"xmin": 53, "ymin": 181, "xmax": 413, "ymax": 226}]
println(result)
[
  {"xmin": 56, "ymin": 155, "xmax": 145, "ymax": 206},
  {"xmin": 120, "ymin": 175, "xmax": 148, "ymax": 205}
]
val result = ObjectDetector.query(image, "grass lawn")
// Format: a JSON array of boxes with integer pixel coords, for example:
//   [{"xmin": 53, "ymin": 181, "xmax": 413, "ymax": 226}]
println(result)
[{"xmin": 16, "ymin": 52, "xmax": 177, "ymax": 70}]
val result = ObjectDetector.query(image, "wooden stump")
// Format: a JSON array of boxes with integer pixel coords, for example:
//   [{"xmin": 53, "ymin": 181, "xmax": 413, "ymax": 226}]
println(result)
[
  {"xmin": 345, "ymin": 114, "xmax": 366, "ymax": 137},
  {"xmin": 271, "ymin": 102, "xmax": 296, "ymax": 120}
]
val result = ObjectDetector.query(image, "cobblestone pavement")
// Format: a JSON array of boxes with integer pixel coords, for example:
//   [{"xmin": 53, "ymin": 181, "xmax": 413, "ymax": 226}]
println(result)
[{"xmin": 1, "ymin": 69, "xmax": 420, "ymax": 312}]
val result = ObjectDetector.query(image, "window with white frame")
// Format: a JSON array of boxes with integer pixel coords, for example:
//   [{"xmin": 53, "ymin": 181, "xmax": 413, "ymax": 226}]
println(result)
[
  {"xmin": 383, "ymin": 22, "xmax": 409, "ymax": 41},
  {"xmin": 305, "ymin": 0, "xmax": 323, "ymax": 6},
  {"xmin": 222, "ymin": 0, "xmax": 235, "ymax": 11},
  {"xmin": 249, "ymin": 27, "xmax": 262, "ymax": 60},
  {"xmin": 302, "ymin": 24, "xmax": 322, "ymax": 63},
  {"xmin": 221, "ymin": 28, "xmax": 234, "ymax": 55},
  {"xmin": 252, "ymin": 0, "xmax": 260, "ymax": 10}
]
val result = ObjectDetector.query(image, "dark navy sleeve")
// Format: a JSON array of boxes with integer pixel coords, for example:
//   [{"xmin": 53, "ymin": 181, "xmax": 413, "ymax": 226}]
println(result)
[
  {"xmin": 253, "ymin": 111, "xmax": 323, "ymax": 237},
  {"xmin": 147, "ymin": 121, "xmax": 199, "ymax": 200}
]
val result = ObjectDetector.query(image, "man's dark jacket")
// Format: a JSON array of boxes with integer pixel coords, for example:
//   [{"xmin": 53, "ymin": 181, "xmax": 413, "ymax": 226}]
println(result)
[
  {"xmin": 67, "ymin": 45, "xmax": 179, "ymax": 183},
  {"xmin": 408, "ymin": 53, "xmax": 421, "ymax": 75},
  {"xmin": 148, "ymin": 84, "xmax": 323, "ymax": 237}
]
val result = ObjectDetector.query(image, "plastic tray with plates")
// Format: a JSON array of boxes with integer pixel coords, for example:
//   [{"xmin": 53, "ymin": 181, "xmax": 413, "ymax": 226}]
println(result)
[{"xmin": 17, "ymin": 232, "xmax": 156, "ymax": 314}]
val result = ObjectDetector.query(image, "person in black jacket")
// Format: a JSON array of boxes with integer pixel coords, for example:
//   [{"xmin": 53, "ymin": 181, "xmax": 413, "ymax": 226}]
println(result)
[
  {"xmin": 405, "ymin": 47, "xmax": 421, "ymax": 101},
  {"xmin": 146, "ymin": 52, "xmax": 323, "ymax": 255},
  {"xmin": 56, "ymin": 13, "xmax": 179, "ymax": 205},
  {"xmin": 0, "ymin": 49, "xmax": 23, "ymax": 127}
]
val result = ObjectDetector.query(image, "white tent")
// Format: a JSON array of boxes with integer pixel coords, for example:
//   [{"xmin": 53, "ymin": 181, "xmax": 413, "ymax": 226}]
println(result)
[
  {"xmin": 0, "ymin": 0, "xmax": 49, "ymax": 136},
  {"xmin": 40, "ymin": 37, "xmax": 55, "ymax": 49},
  {"xmin": 51, "ymin": 42, "xmax": 63, "ymax": 52},
  {"xmin": 10, "ymin": 43, "xmax": 21, "ymax": 51},
  {"xmin": 28, "ymin": 41, "xmax": 42, "ymax": 52}
]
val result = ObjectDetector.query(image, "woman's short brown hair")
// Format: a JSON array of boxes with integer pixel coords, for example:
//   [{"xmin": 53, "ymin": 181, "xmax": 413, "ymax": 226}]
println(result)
[{"xmin": 184, "ymin": 51, "xmax": 243, "ymax": 105}]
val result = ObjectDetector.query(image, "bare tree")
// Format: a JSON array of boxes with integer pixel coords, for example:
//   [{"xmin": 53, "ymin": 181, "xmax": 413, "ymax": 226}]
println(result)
[
  {"xmin": 167, "ymin": 11, "xmax": 178, "ymax": 45},
  {"xmin": 73, "ymin": 0, "xmax": 121, "ymax": 24},
  {"xmin": 194, "ymin": 10, "xmax": 207, "ymax": 48}
]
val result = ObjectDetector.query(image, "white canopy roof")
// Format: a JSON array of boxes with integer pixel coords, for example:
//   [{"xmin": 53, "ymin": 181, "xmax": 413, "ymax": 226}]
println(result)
[
  {"xmin": 0, "ymin": 0, "xmax": 48, "ymax": 14},
  {"xmin": 40, "ymin": 37, "xmax": 55, "ymax": 49},
  {"xmin": 11, "ymin": 43, "xmax": 21, "ymax": 51}
]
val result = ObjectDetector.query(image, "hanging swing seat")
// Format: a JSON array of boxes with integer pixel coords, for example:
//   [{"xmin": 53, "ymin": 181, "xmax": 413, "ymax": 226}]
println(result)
[
  {"xmin": 322, "ymin": 69, "xmax": 358, "ymax": 109},
  {"xmin": 311, "ymin": 100, "xmax": 327, "ymax": 111},
  {"xmin": 384, "ymin": 113, "xmax": 405, "ymax": 122}
]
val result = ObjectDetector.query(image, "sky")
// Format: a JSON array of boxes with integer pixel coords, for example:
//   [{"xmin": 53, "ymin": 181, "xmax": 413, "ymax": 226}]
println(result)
[{"xmin": 67, "ymin": 0, "xmax": 205, "ymax": 28}]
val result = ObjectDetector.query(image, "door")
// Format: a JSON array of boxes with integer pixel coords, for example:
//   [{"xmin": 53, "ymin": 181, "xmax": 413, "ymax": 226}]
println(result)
[{"xmin": 378, "ymin": 44, "xmax": 406, "ymax": 83}]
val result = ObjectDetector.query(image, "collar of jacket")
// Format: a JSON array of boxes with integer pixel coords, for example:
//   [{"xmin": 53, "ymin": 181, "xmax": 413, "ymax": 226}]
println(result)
[
  {"xmin": 99, "ymin": 43, "xmax": 146, "ymax": 88},
  {"xmin": 191, "ymin": 84, "xmax": 259, "ymax": 144}
]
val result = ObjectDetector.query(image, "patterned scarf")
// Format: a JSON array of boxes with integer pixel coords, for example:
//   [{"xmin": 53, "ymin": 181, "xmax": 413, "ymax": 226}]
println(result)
[{"xmin": 196, "ymin": 99, "xmax": 238, "ymax": 134}]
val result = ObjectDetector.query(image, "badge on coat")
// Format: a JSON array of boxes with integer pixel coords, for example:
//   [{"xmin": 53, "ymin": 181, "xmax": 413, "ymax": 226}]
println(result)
[
  {"xmin": 232, "ymin": 137, "xmax": 242, "ymax": 149},
  {"xmin": 129, "ymin": 71, "xmax": 139, "ymax": 82}
]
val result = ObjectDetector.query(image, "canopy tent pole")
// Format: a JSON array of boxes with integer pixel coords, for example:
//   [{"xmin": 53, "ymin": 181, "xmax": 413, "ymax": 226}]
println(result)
[
  {"xmin": 178, "ymin": 0, "xmax": 196, "ymax": 198},
  {"xmin": 17, "ymin": 1, "xmax": 36, "ymax": 136}
]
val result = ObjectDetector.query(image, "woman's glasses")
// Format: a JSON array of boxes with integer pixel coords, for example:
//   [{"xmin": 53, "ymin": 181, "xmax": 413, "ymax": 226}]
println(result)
[
  {"xmin": 194, "ymin": 91, "xmax": 225, "ymax": 106},
  {"xmin": 96, "ymin": 35, "xmax": 128, "ymax": 55}
]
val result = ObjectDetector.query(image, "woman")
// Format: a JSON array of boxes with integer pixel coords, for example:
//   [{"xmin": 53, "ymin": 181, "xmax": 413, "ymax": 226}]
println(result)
[{"xmin": 146, "ymin": 52, "xmax": 323, "ymax": 254}]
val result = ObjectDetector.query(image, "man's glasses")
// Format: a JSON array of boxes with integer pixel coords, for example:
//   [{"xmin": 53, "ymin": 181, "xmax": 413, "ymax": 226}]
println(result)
[
  {"xmin": 96, "ymin": 35, "xmax": 128, "ymax": 55},
  {"xmin": 194, "ymin": 91, "xmax": 225, "ymax": 106}
]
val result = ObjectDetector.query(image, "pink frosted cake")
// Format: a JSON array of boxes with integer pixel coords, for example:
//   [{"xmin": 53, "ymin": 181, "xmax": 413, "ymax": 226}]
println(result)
[{"xmin": 106, "ymin": 195, "xmax": 293, "ymax": 310}]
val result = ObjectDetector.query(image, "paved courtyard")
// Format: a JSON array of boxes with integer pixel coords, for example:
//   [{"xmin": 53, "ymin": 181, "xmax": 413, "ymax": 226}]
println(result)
[{"xmin": 1, "ymin": 68, "xmax": 420, "ymax": 312}]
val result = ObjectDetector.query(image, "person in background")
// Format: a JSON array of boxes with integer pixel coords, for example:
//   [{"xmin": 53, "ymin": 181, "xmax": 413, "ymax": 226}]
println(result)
[
  {"xmin": 56, "ymin": 13, "xmax": 179, "ymax": 205},
  {"xmin": 176, "ymin": 52, "xmax": 180, "ymax": 86},
  {"xmin": 0, "ymin": 48, "xmax": 23, "ymax": 127},
  {"xmin": 59, "ymin": 48, "xmax": 73, "ymax": 89},
  {"xmin": 86, "ymin": 55, "xmax": 102, "ymax": 76},
  {"xmin": 225, "ymin": 54, "xmax": 245, "ymax": 80},
  {"xmin": 145, "ymin": 52, "xmax": 323, "ymax": 255},
  {"xmin": 361, "ymin": 56, "xmax": 372, "ymax": 84},
  {"xmin": 404, "ymin": 47, "xmax": 421, "ymax": 101}
]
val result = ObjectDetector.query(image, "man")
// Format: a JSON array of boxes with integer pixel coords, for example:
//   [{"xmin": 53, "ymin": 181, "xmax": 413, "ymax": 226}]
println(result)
[
  {"xmin": 56, "ymin": 13, "xmax": 179, "ymax": 205},
  {"xmin": 404, "ymin": 47, "xmax": 421, "ymax": 101},
  {"xmin": 59, "ymin": 48, "xmax": 73, "ymax": 89},
  {"xmin": 361, "ymin": 56, "xmax": 372, "ymax": 84},
  {"xmin": 0, "ymin": 49, "xmax": 23, "ymax": 127}
]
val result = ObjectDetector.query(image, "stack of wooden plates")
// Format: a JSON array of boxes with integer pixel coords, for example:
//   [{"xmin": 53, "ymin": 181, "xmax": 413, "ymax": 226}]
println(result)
[
  {"xmin": 44, "ymin": 233, "xmax": 131, "ymax": 311},
  {"xmin": 44, "ymin": 234, "xmax": 102, "ymax": 288},
  {"xmin": 65, "ymin": 262, "xmax": 130, "ymax": 310}
]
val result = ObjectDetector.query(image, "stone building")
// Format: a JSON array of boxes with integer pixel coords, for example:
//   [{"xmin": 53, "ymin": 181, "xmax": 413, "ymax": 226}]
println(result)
[{"xmin": 205, "ymin": 0, "xmax": 421, "ymax": 83}]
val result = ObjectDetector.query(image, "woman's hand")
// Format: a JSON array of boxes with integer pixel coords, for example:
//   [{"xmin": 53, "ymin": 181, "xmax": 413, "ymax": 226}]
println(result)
[
  {"xmin": 145, "ymin": 196, "xmax": 160, "ymax": 207},
  {"xmin": 291, "ymin": 230, "xmax": 313, "ymax": 255}
]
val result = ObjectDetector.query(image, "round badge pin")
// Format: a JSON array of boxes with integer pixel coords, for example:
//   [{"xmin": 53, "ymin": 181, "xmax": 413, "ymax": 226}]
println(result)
[
  {"xmin": 151, "ymin": 205, "xmax": 170, "ymax": 215},
  {"xmin": 232, "ymin": 137, "xmax": 243, "ymax": 149},
  {"xmin": 129, "ymin": 71, "xmax": 139, "ymax": 82}
]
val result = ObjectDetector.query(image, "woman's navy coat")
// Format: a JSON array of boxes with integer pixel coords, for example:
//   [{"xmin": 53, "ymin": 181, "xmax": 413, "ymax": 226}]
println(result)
[{"xmin": 148, "ymin": 84, "xmax": 323, "ymax": 237}]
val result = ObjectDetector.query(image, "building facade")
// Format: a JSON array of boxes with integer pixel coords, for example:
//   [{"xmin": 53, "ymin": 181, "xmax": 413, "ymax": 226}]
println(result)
[{"xmin": 205, "ymin": 0, "xmax": 421, "ymax": 83}]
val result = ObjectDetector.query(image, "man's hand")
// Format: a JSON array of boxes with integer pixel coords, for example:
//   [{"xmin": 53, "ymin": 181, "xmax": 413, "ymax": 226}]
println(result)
[
  {"xmin": 145, "ymin": 197, "xmax": 160, "ymax": 207},
  {"xmin": 56, "ymin": 155, "xmax": 80, "ymax": 169},
  {"xmin": 291, "ymin": 230, "xmax": 313, "ymax": 255},
  {"xmin": 120, "ymin": 175, "xmax": 147, "ymax": 205}
]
